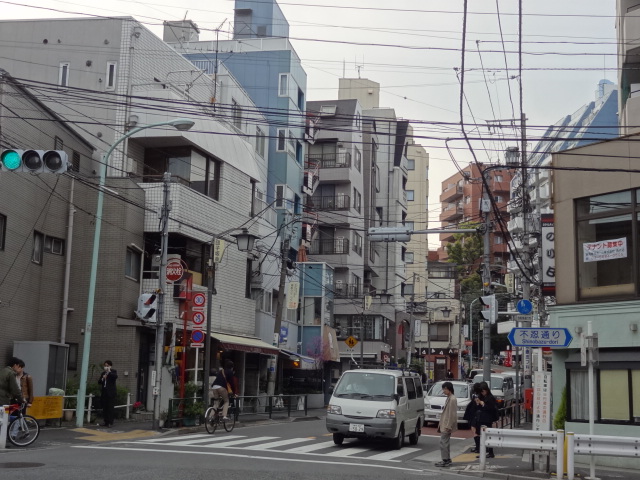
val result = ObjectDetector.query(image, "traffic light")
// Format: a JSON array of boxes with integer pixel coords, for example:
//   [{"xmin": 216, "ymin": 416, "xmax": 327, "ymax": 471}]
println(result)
[
  {"xmin": 480, "ymin": 294, "xmax": 497, "ymax": 324},
  {"xmin": 0, "ymin": 149, "xmax": 69, "ymax": 173},
  {"xmin": 136, "ymin": 293, "xmax": 157, "ymax": 323}
]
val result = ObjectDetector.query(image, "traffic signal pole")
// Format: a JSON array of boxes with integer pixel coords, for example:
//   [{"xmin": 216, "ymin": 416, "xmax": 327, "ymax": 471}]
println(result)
[{"xmin": 481, "ymin": 178, "xmax": 493, "ymax": 383}]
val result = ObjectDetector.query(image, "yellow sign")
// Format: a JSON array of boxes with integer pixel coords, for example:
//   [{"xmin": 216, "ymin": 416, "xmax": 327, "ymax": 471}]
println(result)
[
  {"xmin": 29, "ymin": 395, "xmax": 64, "ymax": 420},
  {"xmin": 345, "ymin": 335, "xmax": 359, "ymax": 348},
  {"xmin": 213, "ymin": 239, "xmax": 227, "ymax": 263}
]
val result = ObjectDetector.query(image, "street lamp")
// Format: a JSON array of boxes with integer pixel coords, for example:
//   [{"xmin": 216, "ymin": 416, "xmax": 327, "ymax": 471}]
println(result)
[
  {"xmin": 75, "ymin": 118, "xmax": 195, "ymax": 427},
  {"xmin": 203, "ymin": 228, "xmax": 260, "ymax": 406},
  {"xmin": 441, "ymin": 306, "xmax": 452, "ymax": 318},
  {"xmin": 377, "ymin": 291, "xmax": 393, "ymax": 305}
]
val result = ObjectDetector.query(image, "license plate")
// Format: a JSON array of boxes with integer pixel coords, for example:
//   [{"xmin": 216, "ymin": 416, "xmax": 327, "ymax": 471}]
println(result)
[{"xmin": 349, "ymin": 423, "xmax": 365, "ymax": 433}]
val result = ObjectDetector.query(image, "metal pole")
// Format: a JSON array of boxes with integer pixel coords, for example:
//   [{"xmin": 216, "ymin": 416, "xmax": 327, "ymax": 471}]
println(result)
[
  {"xmin": 360, "ymin": 319, "xmax": 364, "ymax": 367},
  {"xmin": 204, "ymin": 242, "xmax": 214, "ymax": 407},
  {"xmin": 587, "ymin": 321, "xmax": 596, "ymax": 480},
  {"xmin": 152, "ymin": 172, "xmax": 171, "ymax": 430},
  {"xmin": 468, "ymin": 298, "xmax": 478, "ymax": 375},
  {"xmin": 407, "ymin": 272, "xmax": 416, "ymax": 366},
  {"xmin": 60, "ymin": 178, "xmax": 75, "ymax": 344},
  {"xmin": 482, "ymin": 173, "xmax": 492, "ymax": 381}
]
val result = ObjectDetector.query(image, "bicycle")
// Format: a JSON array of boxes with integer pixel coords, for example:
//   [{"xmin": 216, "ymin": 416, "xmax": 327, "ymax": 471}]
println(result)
[
  {"xmin": 204, "ymin": 396, "xmax": 236, "ymax": 434},
  {"xmin": 4, "ymin": 404, "xmax": 39, "ymax": 447}
]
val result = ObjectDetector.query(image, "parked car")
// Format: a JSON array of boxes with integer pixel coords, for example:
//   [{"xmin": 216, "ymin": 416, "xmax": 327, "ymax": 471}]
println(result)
[
  {"xmin": 472, "ymin": 374, "xmax": 515, "ymax": 408},
  {"xmin": 326, "ymin": 369, "xmax": 425, "ymax": 449},
  {"xmin": 423, "ymin": 380, "xmax": 473, "ymax": 428},
  {"xmin": 502, "ymin": 371, "xmax": 525, "ymax": 401}
]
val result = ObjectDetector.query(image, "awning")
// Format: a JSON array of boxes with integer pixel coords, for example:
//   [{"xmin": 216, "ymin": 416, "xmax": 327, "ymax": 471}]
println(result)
[
  {"xmin": 212, "ymin": 333, "xmax": 279, "ymax": 355},
  {"xmin": 280, "ymin": 349, "xmax": 315, "ymax": 364}
]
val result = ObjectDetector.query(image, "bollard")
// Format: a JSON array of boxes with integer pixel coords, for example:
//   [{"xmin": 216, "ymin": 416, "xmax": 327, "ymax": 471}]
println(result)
[
  {"xmin": 556, "ymin": 430, "xmax": 565, "ymax": 479},
  {"xmin": 126, "ymin": 392, "xmax": 131, "ymax": 420},
  {"xmin": 0, "ymin": 405, "xmax": 8, "ymax": 449},
  {"xmin": 566, "ymin": 432, "xmax": 575, "ymax": 480},
  {"xmin": 479, "ymin": 426, "xmax": 487, "ymax": 470}
]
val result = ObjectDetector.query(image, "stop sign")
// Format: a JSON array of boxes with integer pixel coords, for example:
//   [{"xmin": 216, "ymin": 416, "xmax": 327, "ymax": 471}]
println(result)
[{"xmin": 166, "ymin": 261, "xmax": 184, "ymax": 282}]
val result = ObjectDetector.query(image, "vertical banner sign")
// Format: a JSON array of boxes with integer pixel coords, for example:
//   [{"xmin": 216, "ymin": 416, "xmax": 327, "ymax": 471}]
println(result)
[
  {"xmin": 363, "ymin": 295, "xmax": 372, "ymax": 311},
  {"xmin": 414, "ymin": 319, "xmax": 421, "ymax": 337},
  {"xmin": 533, "ymin": 371, "xmax": 552, "ymax": 431},
  {"xmin": 213, "ymin": 239, "xmax": 227, "ymax": 263},
  {"xmin": 287, "ymin": 282, "xmax": 300, "ymax": 309},
  {"xmin": 540, "ymin": 214, "xmax": 555, "ymax": 296},
  {"xmin": 505, "ymin": 273, "xmax": 514, "ymax": 294}
]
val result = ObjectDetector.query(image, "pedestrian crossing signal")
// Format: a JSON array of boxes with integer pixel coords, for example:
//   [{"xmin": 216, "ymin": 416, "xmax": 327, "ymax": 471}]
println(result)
[{"xmin": 1, "ymin": 149, "xmax": 69, "ymax": 173}]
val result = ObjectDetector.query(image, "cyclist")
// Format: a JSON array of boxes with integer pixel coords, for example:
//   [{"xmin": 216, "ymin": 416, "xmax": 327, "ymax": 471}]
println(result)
[
  {"xmin": 0, "ymin": 357, "xmax": 25, "ymax": 406},
  {"xmin": 210, "ymin": 360, "xmax": 236, "ymax": 420}
]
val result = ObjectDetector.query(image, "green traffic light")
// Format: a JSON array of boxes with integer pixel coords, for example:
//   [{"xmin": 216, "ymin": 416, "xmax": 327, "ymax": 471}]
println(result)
[{"xmin": 1, "ymin": 150, "xmax": 21, "ymax": 170}]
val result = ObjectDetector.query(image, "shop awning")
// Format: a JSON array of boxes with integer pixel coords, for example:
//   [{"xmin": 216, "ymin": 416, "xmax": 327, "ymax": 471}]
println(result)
[
  {"xmin": 212, "ymin": 333, "xmax": 279, "ymax": 355},
  {"xmin": 280, "ymin": 349, "xmax": 316, "ymax": 364}
]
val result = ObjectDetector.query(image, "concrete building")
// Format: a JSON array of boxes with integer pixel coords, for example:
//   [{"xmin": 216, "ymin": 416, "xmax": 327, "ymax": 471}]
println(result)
[
  {"xmin": 550, "ymin": 134, "xmax": 640, "ymax": 468},
  {"xmin": 617, "ymin": 0, "xmax": 640, "ymax": 135},
  {"xmin": 0, "ymin": 17, "xmax": 278, "ymax": 406}
]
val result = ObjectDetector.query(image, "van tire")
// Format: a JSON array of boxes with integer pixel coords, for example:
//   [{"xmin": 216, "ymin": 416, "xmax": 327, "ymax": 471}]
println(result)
[
  {"xmin": 408, "ymin": 421, "xmax": 420, "ymax": 445},
  {"xmin": 333, "ymin": 433, "xmax": 344, "ymax": 446},
  {"xmin": 392, "ymin": 425, "xmax": 404, "ymax": 450}
]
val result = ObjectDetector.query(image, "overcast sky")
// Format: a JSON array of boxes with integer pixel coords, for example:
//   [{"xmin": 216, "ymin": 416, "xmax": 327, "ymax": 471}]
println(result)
[{"xmin": 1, "ymin": 0, "xmax": 617, "ymax": 250}]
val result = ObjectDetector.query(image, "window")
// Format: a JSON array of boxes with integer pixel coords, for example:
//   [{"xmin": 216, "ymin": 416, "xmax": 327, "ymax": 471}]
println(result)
[
  {"xmin": 245, "ymin": 259, "xmax": 252, "ymax": 298},
  {"xmin": 403, "ymin": 283, "xmax": 414, "ymax": 296},
  {"xmin": 407, "ymin": 159, "xmax": 415, "ymax": 170},
  {"xmin": 72, "ymin": 151, "xmax": 81, "ymax": 172},
  {"xmin": 355, "ymin": 112, "xmax": 361, "ymax": 128},
  {"xmin": 59, "ymin": 62, "xmax": 70, "ymax": 87},
  {"xmin": 494, "ymin": 195, "xmax": 504, "ymax": 203},
  {"xmin": 406, "ymin": 190, "xmax": 415, "ymax": 201},
  {"xmin": 255, "ymin": 127, "xmax": 266, "ymax": 157},
  {"xmin": 405, "ymin": 252, "xmax": 414, "ymax": 264},
  {"xmin": 297, "ymin": 88, "xmax": 305, "ymax": 110},
  {"xmin": 494, "ymin": 236, "xmax": 503, "ymax": 244},
  {"xmin": 353, "ymin": 232, "xmax": 363, "ymax": 256},
  {"xmin": 44, "ymin": 235, "xmax": 64, "ymax": 255},
  {"xmin": 369, "ymin": 243, "xmax": 376, "ymax": 262},
  {"xmin": 319, "ymin": 105, "xmax": 337, "ymax": 116},
  {"xmin": 231, "ymin": 99, "xmax": 242, "ymax": 129},
  {"xmin": 125, "ymin": 248, "xmax": 141, "ymax": 281},
  {"xmin": 279, "ymin": 73, "xmax": 289, "ymax": 96},
  {"xmin": 405, "ymin": 221, "xmax": 414, "ymax": 231},
  {"xmin": 106, "ymin": 61, "xmax": 117, "ymax": 90},
  {"xmin": 353, "ymin": 188, "xmax": 362, "ymax": 213},
  {"xmin": 32, "ymin": 231, "xmax": 44, "ymax": 264},
  {"xmin": 0, "ymin": 213, "xmax": 5, "ymax": 250},
  {"xmin": 277, "ymin": 129, "xmax": 286, "ymax": 151},
  {"xmin": 67, "ymin": 343, "xmax": 78, "ymax": 371},
  {"xmin": 429, "ymin": 323, "xmax": 449, "ymax": 341},
  {"xmin": 576, "ymin": 190, "xmax": 636, "ymax": 299},
  {"xmin": 334, "ymin": 315, "xmax": 385, "ymax": 341},
  {"xmin": 494, "ymin": 175, "xmax": 503, "ymax": 182},
  {"xmin": 354, "ymin": 148, "xmax": 362, "ymax": 172},
  {"xmin": 54, "ymin": 136, "xmax": 64, "ymax": 150}
]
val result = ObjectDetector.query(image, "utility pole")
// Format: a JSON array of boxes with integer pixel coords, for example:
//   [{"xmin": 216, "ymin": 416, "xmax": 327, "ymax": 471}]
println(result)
[
  {"xmin": 481, "ymin": 171, "xmax": 493, "ymax": 382},
  {"xmin": 153, "ymin": 172, "xmax": 171, "ymax": 430},
  {"xmin": 406, "ymin": 272, "xmax": 417, "ymax": 366},
  {"xmin": 267, "ymin": 218, "xmax": 291, "ymax": 396}
]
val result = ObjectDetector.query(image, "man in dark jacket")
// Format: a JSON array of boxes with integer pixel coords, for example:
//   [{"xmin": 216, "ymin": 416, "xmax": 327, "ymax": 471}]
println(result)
[
  {"xmin": 98, "ymin": 360, "xmax": 118, "ymax": 427},
  {"xmin": 0, "ymin": 357, "xmax": 24, "ymax": 405}
]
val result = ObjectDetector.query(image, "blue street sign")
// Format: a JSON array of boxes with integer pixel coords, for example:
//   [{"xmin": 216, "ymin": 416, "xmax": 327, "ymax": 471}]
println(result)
[
  {"xmin": 516, "ymin": 299, "xmax": 533, "ymax": 315},
  {"xmin": 508, "ymin": 328, "xmax": 573, "ymax": 348}
]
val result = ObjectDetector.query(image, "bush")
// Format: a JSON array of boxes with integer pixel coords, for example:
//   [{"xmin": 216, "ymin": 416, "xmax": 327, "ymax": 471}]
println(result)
[{"xmin": 553, "ymin": 387, "xmax": 567, "ymax": 431}]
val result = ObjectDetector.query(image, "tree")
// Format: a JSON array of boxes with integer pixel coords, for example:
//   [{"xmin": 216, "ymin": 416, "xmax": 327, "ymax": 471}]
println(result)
[{"xmin": 445, "ymin": 223, "xmax": 483, "ymax": 277}]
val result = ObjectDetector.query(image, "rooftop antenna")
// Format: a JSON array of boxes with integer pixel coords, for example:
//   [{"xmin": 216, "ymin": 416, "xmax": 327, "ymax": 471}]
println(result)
[
  {"xmin": 212, "ymin": 18, "xmax": 228, "ymax": 110},
  {"xmin": 355, "ymin": 55, "xmax": 365, "ymax": 79}
]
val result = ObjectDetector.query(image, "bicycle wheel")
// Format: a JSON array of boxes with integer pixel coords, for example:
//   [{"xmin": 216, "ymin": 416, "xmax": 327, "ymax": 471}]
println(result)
[
  {"xmin": 223, "ymin": 407, "xmax": 236, "ymax": 432},
  {"xmin": 204, "ymin": 407, "xmax": 219, "ymax": 434},
  {"xmin": 8, "ymin": 415, "xmax": 40, "ymax": 447}
]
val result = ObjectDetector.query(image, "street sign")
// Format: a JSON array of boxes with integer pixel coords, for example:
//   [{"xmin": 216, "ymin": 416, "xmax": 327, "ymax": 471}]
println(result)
[
  {"xmin": 166, "ymin": 260, "xmax": 185, "ymax": 283},
  {"xmin": 505, "ymin": 273, "xmax": 514, "ymax": 294},
  {"xmin": 192, "ymin": 292, "xmax": 206, "ymax": 309},
  {"xmin": 516, "ymin": 299, "xmax": 533, "ymax": 315},
  {"xmin": 191, "ymin": 330, "xmax": 204, "ymax": 343},
  {"xmin": 508, "ymin": 327, "xmax": 573, "ymax": 348},
  {"xmin": 192, "ymin": 311, "xmax": 205, "ymax": 325},
  {"xmin": 345, "ymin": 335, "xmax": 359, "ymax": 348}
]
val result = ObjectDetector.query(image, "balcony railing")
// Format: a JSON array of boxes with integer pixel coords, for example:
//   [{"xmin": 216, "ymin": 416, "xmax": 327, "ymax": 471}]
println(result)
[
  {"xmin": 309, "ymin": 238, "xmax": 351, "ymax": 255},
  {"xmin": 333, "ymin": 283, "xmax": 362, "ymax": 298},
  {"xmin": 306, "ymin": 194, "xmax": 351, "ymax": 211},
  {"xmin": 306, "ymin": 152, "xmax": 352, "ymax": 168}
]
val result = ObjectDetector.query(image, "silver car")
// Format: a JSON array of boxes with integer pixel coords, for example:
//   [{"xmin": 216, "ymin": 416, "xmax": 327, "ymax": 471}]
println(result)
[{"xmin": 423, "ymin": 381, "xmax": 473, "ymax": 427}]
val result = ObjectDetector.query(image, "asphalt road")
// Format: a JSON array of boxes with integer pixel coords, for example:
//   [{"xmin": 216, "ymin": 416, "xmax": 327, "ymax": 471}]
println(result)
[{"xmin": 0, "ymin": 418, "xmax": 480, "ymax": 480}]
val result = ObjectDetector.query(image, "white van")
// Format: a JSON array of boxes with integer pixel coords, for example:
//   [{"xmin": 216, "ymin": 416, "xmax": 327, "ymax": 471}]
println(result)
[
  {"xmin": 472, "ymin": 373, "xmax": 515, "ymax": 408},
  {"xmin": 326, "ymin": 369, "xmax": 425, "ymax": 449}
]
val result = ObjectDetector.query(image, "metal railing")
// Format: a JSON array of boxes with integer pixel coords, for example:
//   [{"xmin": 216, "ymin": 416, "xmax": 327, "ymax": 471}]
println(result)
[
  {"xmin": 306, "ymin": 195, "xmax": 351, "ymax": 211},
  {"xmin": 306, "ymin": 152, "xmax": 351, "ymax": 168},
  {"xmin": 309, "ymin": 238, "xmax": 350, "ymax": 255},
  {"xmin": 333, "ymin": 283, "xmax": 362, "ymax": 298},
  {"xmin": 63, "ymin": 392, "xmax": 141, "ymax": 423},
  {"xmin": 567, "ymin": 432, "xmax": 640, "ymax": 480}
]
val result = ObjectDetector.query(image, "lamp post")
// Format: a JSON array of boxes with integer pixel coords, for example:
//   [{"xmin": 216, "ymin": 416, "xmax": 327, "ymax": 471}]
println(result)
[
  {"xmin": 203, "ymin": 228, "xmax": 259, "ymax": 407},
  {"xmin": 75, "ymin": 119, "xmax": 195, "ymax": 427}
]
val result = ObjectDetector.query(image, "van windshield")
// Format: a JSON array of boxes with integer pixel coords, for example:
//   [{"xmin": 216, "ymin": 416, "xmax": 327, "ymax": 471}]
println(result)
[
  {"xmin": 334, "ymin": 372, "xmax": 395, "ymax": 399},
  {"xmin": 429, "ymin": 382, "xmax": 469, "ymax": 399},
  {"xmin": 474, "ymin": 376, "xmax": 503, "ymax": 390}
]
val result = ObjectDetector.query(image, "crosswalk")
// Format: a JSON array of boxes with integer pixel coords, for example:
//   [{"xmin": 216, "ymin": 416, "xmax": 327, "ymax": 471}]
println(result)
[{"xmin": 119, "ymin": 433, "xmax": 425, "ymax": 462}]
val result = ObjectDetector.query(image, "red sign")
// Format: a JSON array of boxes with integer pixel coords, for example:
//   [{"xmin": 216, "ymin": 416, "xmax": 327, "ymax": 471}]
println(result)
[
  {"xmin": 191, "ymin": 330, "xmax": 205, "ymax": 343},
  {"xmin": 465, "ymin": 340, "xmax": 473, "ymax": 347},
  {"xmin": 192, "ymin": 293, "xmax": 206, "ymax": 309},
  {"xmin": 192, "ymin": 311, "xmax": 205, "ymax": 325},
  {"xmin": 166, "ymin": 261, "xmax": 185, "ymax": 282}
]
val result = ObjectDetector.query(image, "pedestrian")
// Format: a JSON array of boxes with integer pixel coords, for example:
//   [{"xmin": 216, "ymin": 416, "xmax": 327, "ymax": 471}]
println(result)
[
  {"xmin": 446, "ymin": 369, "xmax": 454, "ymax": 380},
  {"xmin": 210, "ymin": 359, "xmax": 236, "ymax": 420},
  {"xmin": 463, "ymin": 383, "xmax": 483, "ymax": 453},
  {"xmin": 15, "ymin": 359, "xmax": 34, "ymax": 415},
  {"xmin": 435, "ymin": 381, "xmax": 458, "ymax": 468},
  {"xmin": 474, "ymin": 381, "xmax": 499, "ymax": 458},
  {"xmin": 98, "ymin": 360, "xmax": 118, "ymax": 427},
  {"xmin": 0, "ymin": 357, "xmax": 25, "ymax": 406}
]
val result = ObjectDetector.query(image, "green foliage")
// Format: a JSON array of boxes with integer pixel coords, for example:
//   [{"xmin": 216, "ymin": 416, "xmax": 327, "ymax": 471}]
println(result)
[
  {"xmin": 445, "ymin": 224, "xmax": 483, "ymax": 276},
  {"xmin": 183, "ymin": 400, "xmax": 204, "ymax": 418},
  {"xmin": 184, "ymin": 381, "xmax": 199, "ymax": 399},
  {"xmin": 460, "ymin": 273, "xmax": 482, "ymax": 296},
  {"xmin": 554, "ymin": 387, "xmax": 568, "ymax": 431}
]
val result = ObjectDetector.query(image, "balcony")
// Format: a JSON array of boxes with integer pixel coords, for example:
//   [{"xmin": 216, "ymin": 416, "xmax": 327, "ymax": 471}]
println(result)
[
  {"xmin": 440, "ymin": 184, "xmax": 463, "ymax": 203},
  {"xmin": 309, "ymin": 238, "xmax": 351, "ymax": 255},
  {"xmin": 306, "ymin": 152, "xmax": 351, "ymax": 169},
  {"xmin": 439, "ymin": 204, "xmax": 463, "ymax": 222},
  {"xmin": 334, "ymin": 283, "xmax": 362, "ymax": 298},
  {"xmin": 303, "ymin": 161, "xmax": 320, "ymax": 196},
  {"xmin": 306, "ymin": 194, "xmax": 351, "ymax": 211}
]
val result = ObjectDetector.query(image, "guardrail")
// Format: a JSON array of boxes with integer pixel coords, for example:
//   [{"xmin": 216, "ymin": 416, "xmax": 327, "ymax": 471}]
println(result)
[
  {"xmin": 566, "ymin": 433, "xmax": 640, "ymax": 480},
  {"xmin": 63, "ymin": 392, "xmax": 140, "ymax": 424},
  {"xmin": 480, "ymin": 426, "xmax": 564, "ymax": 474}
]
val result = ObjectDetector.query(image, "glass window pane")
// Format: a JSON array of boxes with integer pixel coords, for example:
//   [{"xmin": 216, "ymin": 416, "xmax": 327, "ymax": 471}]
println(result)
[
  {"xmin": 600, "ymin": 370, "xmax": 629, "ymax": 421},
  {"xmin": 576, "ymin": 191, "xmax": 632, "ymax": 218},
  {"xmin": 190, "ymin": 150, "xmax": 207, "ymax": 195},
  {"xmin": 632, "ymin": 370, "xmax": 640, "ymax": 419},
  {"xmin": 569, "ymin": 370, "xmax": 589, "ymax": 420}
]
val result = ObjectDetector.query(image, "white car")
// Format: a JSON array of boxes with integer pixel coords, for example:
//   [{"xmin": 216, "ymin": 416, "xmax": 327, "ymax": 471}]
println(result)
[{"xmin": 423, "ymin": 381, "xmax": 473, "ymax": 427}]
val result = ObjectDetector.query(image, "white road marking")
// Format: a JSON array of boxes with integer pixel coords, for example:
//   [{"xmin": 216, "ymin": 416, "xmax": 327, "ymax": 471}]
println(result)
[
  {"xmin": 244, "ymin": 438, "xmax": 315, "ymax": 450},
  {"xmin": 73, "ymin": 445, "xmax": 426, "ymax": 472},
  {"xmin": 285, "ymin": 441, "xmax": 336, "ymax": 453},
  {"xmin": 323, "ymin": 446, "xmax": 371, "ymax": 457},
  {"xmin": 136, "ymin": 435, "xmax": 245, "ymax": 446},
  {"xmin": 366, "ymin": 447, "xmax": 422, "ymax": 461}
]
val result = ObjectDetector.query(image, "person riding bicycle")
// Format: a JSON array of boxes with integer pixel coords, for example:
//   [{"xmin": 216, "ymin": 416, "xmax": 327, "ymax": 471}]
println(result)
[
  {"xmin": 0, "ymin": 357, "xmax": 25, "ymax": 407},
  {"xmin": 210, "ymin": 360, "xmax": 237, "ymax": 421}
]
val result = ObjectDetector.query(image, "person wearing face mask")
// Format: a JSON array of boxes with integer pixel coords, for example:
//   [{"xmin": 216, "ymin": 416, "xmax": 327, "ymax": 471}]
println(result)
[{"xmin": 98, "ymin": 360, "xmax": 118, "ymax": 427}]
